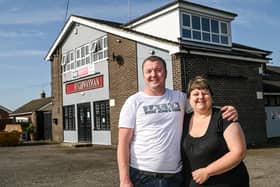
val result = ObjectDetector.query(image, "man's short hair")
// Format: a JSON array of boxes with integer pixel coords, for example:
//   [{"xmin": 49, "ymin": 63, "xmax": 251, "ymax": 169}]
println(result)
[{"xmin": 142, "ymin": 55, "xmax": 167, "ymax": 73}]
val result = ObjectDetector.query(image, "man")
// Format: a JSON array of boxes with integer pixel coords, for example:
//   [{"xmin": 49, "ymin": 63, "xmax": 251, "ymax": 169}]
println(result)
[{"xmin": 117, "ymin": 56, "xmax": 237, "ymax": 187}]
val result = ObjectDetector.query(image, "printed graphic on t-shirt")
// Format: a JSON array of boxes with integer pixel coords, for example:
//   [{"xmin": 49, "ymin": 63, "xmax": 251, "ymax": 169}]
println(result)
[{"xmin": 143, "ymin": 102, "xmax": 181, "ymax": 114}]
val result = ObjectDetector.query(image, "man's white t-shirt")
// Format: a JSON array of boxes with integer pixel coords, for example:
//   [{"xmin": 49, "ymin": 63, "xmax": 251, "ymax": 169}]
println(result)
[{"xmin": 119, "ymin": 89, "xmax": 187, "ymax": 173}]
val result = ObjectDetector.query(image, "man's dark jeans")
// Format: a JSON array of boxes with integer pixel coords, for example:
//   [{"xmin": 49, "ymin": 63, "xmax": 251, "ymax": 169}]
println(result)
[{"xmin": 130, "ymin": 167, "xmax": 183, "ymax": 187}]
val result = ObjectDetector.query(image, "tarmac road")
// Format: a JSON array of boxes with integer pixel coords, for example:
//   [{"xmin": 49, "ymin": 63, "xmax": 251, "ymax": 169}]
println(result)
[{"xmin": 0, "ymin": 144, "xmax": 279, "ymax": 187}]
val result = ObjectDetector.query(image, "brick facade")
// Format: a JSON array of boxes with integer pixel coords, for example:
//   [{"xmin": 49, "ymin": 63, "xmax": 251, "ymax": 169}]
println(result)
[
  {"xmin": 0, "ymin": 109, "xmax": 11, "ymax": 130},
  {"xmin": 108, "ymin": 34, "xmax": 138, "ymax": 145},
  {"xmin": 180, "ymin": 54, "xmax": 267, "ymax": 144},
  {"xmin": 51, "ymin": 48, "xmax": 64, "ymax": 142}
]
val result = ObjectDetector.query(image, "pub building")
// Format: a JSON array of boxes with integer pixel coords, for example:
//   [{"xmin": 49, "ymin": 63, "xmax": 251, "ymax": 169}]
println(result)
[{"xmin": 45, "ymin": 0, "xmax": 271, "ymax": 146}]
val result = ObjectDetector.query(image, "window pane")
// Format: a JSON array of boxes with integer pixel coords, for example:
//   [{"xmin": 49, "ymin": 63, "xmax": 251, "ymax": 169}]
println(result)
[
  {"xmin": 212, "ymin": 34, "xmax": 219, "ymax": 43},
  {"xmin": 81, "ymin": 47, "xmax": 85, "ymax": 57},
  {"xmin": 182, "ymin": 14, "xmax": 190, "ymax": 27},
  {"xmin": 221, "ymin": 22, "xmax": 228, "ymax": 34},
  {"xmin": 202, "ymin": 32, "xmax": 210, "ymax": 41},
  {"xmin": 202, "ymin": 17, "xmax": 210, "ymax": 32},
  {"xmin": 221, "ymin": 36, "xmax": 228, "ymax": 44},
  {"xmin": 192, "ymin": 15, "xmax": 200, "ymax": 30},
  {"xmin": 86, "ymin": 45, "xmax": 89, "ymax": 55},
  {"xmin": 70, "ymin": 52, "xmax": 74, "ymax": 61},
  {"xmin": 103, "ymin": 37, "xmax": 107, "ymax": 48},
  {"xmin": 62, "ymin": 55, "xmax": 65, "ymax": 64},
  {"xmin": 86, "ymin": 57, "xmax": 90, "ymax": 64},
  {"xmin": 76, "ymin": 49, "xmax": 80, "ymax": 58},
  {"xmin": 211, "ymin": 20, "xmax": 219, "ymax": 33},
  {"xmin": 182, "ymin": 29, "xmax": 191, "ymax": 38},
  {"xmin": 193, "ymin": 31, "xmax": 201, "ymax": 40}
]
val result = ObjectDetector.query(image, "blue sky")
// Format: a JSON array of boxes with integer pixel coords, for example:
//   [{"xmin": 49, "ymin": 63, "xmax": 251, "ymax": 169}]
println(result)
[{"xmin": 0, "ymin": 0, "xmax": 279, "ymax": 110}]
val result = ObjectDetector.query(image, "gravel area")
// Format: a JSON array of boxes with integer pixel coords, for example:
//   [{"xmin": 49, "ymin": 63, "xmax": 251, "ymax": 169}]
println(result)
[{"xmin": 0, "ymin": 143, "xmax": 279, "ymax": 187}]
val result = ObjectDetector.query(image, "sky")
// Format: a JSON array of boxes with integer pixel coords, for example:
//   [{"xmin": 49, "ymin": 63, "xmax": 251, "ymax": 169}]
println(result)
[{"xmin": 0, "ymin": 0, "xmax": 279, "ymax": 111}]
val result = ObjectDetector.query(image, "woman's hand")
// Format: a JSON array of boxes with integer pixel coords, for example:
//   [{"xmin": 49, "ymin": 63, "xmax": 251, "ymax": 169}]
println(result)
[{"xmin": 192, "ymin": 167, "xmax": 210, "ymax": 184}]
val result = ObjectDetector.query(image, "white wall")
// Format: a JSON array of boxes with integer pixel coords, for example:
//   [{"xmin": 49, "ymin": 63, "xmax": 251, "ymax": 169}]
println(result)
[
  {"xmin": 265, "ymin": 106, "xmax": 280, "ymax": 138},
  {"xmin": 132, "ymin": 10, "xmax": 180, "ymax": 43},
  {"xmin": 137, "ymin": 43, "xmax": 173, "ymax": 92},
  {"xmin": 62, "ymin": 24, "xmax": 109, "ymax": 105},
  {"xmin": 61, "ymin": 24, "xmax": 110, "ymax": 144}
]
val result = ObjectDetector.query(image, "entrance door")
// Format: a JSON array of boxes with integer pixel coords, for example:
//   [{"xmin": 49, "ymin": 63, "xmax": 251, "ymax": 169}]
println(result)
[
  {"xmin": 43, "ymin": 112, "xmax": 52, "ymax": 140},
  {"xmin": 77, "ymin": 103, "xmax": 92, "ymax": 143}
]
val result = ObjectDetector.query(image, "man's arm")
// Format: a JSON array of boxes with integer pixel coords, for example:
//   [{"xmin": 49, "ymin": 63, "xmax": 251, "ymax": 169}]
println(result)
[
  {"xmin": 117, "ymin": 127, "xmax": 134, "ymax": 187},
  {"xmin": 220, "ymin": 106, "xmax": 238, "ymax": 121}
]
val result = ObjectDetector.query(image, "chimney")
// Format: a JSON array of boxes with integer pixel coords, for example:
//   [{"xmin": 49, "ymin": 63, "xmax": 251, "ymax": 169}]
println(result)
[{"xmin": 41, "ymin": 90, "xmax": 46, "ymax": 98}]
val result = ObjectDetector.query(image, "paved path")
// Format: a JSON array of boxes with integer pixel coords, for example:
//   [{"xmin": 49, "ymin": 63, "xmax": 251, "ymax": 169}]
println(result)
[{"xmin": 0, "ymin": 144, "xmax": 279, "ymax": 187}]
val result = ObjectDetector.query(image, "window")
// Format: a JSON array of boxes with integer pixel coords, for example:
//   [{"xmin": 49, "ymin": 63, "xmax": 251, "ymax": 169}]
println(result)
[
  {"xmin": 63, "ymin": 105, "xmax": 75, "ymax": 130},
  {"xmin": 91, "ymin": 36, "xmax": 108, "ymax": 63},
  {"xmin": 61, "ymin": 36, "xmax": 108, "ymax": 81},
  {"xmin": 93, "ymin": 100, "xmax": 110, "ymax": 130},
  {"xmin": 62, "ymin": 50, "xmax": 74, "ymax": 72},
  {"xmin": 264, "ymin": 95, "xmax": 280, "ymax": 106},
  {"xmin": 76, "ymin": 44, "xmax": 90, "ymax": 68},
  {"xmin": 181, "ymin": 13, "xmax": 230, "ymax": 46}
]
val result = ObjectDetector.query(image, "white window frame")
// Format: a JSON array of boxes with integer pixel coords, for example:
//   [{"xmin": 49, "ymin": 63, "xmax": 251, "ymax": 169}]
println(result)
[
  {"xmin": 62, "ymin": 50, "xmax": 74, "ymax": 72},
  {"xmin": 181, "ymin": 12, "xmax": 230, "ymax": 46},
  {"xmin": 90, "ymin": 36, "xmax": 108, "ymax": 64},
  {"xmin": 76, "ymin": 43, "xmax": 90, "ymax": 68}
]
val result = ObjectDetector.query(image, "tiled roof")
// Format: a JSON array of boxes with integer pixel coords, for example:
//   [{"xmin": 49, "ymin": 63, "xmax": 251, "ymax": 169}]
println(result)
[
  {"xmin": 0, "ymin": 105, "xmax": 12, "ymax": 113},
  {"xmin": 266, "ymin": 65, "xmax": 280, "ymax": 74},
  {"xmin": 263, "ymin": 80, "xmax": 280, "ymax": 92},
  {"xmin": 263, "ymin": 65, "xmax": 280, "ymax": 93},
  {"xmin": 10, "ymin": 97, "xmax": 52, "ymax": 116}
]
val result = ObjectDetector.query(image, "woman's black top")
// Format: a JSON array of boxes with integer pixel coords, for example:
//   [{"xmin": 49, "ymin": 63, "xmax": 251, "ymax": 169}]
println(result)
[{"xmin": 181, "ymin": 108, "xmax": 249, "ymax": 187}]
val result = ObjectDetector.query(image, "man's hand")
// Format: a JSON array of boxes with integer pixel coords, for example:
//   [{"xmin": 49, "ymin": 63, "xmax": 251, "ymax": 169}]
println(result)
[
  {"xmin": 220, "ymin": 106, "xmax": 238, "ymax": 122},
  {"xmin": 120, "ymin": 181, "xmax": 134, "ymax": 187}
]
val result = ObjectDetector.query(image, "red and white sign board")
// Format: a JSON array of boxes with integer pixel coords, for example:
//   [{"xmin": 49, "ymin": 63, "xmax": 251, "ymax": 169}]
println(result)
[{"xmin": 66, "ymin": 75, "xmax": 103, "ymax": 94}]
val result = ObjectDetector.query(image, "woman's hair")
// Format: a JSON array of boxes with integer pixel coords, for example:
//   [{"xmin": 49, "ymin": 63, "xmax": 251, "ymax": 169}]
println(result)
[{"xmin": 187, "ymin": 76, "xmax": 213, "ymax": 98}]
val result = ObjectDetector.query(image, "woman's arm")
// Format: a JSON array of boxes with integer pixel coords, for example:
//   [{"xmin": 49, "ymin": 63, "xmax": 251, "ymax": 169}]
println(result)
[
  {"xmin": 117, "ymin": 128, "xmax": 134, "ymax": 187},
  {"xmin": 192, "ymin": 122, "xmax": 247, "ymax": 184}
]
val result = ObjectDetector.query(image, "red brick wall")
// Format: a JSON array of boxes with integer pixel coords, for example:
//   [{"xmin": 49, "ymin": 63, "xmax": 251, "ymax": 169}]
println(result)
[
  {"xmin": 51, "ymin": 48, "xmax": 64, "ymax": 143},
  {"xmin": 182, "ymin": 54, "xmax": 266, "ymax": 145},
  {"xmin": 108, "ymin": 34, "xmax": 138, "ymax": 145}
]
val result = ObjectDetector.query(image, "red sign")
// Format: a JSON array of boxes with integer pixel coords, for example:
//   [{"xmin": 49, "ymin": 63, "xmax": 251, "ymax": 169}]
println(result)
[
  {"xmin": 66, "ymin": 75, "xmax": 103, "ymax": 94},
  {"xmin": 78, "ymin": 67, "xmax": 88, "ymax": 76}
]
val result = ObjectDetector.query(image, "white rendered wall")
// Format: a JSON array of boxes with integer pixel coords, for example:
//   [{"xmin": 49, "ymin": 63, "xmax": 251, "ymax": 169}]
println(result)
[
  {"xmin": 132, "ymin": 10, "xmax": 180, "ymax": 43},
  {"xmin": 265, "ymin": 106, "xmax": 280, "ymax": 138},
  {"xmin": 63, "ymin": 130, "xmax": 77, "ymax": 143},
  {"xmin": 61, "ymin": 24, "xmax": 110, "ymax": 144},
  {"xmin": 92, "ymin": 131, "xmax": 111, "ymax": 145},
  {"xmin": 137, "ymin": 43, "xmax": 173, "ymax": 92}
]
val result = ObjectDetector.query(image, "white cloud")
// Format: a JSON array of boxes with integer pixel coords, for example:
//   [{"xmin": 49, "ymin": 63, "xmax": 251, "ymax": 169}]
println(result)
[
  {"xmin": 0, "ymin": 8, "xmax": 65, "ymax": 24},
  {"xmin": 0, "ymin": 49, "xmax": 46, "ymax": 57},
  {"xmin": 0, "ymin": 30, "xmax": 45, "ymax": 38}
]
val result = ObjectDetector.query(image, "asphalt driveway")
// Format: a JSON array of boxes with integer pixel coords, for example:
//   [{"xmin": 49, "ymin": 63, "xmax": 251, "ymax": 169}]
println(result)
[{"xmin": 0, "ymin": 144, "xmax": 279, "ymax": 187}]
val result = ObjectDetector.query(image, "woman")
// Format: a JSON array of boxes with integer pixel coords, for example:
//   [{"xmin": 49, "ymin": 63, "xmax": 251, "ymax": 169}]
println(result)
[{"xmin": 181, "ymin": 76, "xmax": 249, "ymax": 187}]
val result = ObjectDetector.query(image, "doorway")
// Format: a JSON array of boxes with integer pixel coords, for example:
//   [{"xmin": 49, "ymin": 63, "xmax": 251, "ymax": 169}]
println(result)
[{"xmin": 77, "ymin": 103, "xmax": 92, "ymax": 143}]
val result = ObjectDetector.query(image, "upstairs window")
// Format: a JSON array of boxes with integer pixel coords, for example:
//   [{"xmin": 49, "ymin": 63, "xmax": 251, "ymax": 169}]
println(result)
[
  {"xmin": 181, "ymin": 13, "xmax": 230, "ymax": 46},
  {"xmin": 76, "ymin": 44, "xmax": 90, "ymax": 68},
  {"xmin": 62, "ymin": 50, "xmax": 75, "ymax": 72},
  {"xmin": 91, "ymin": 36, "xmax": 108, "ymax": 63}
]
